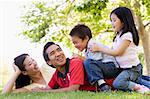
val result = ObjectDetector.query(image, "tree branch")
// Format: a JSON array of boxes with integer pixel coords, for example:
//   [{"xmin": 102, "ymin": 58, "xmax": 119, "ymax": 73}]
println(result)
[{"xmin": 144, "ymin": 22, "xmax": 150, "ymax": 28}]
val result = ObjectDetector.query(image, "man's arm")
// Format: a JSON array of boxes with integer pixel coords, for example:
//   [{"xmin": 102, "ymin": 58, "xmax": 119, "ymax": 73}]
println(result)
[
  {"xmin": 32, "ymin": 84, "xmax": 80, "ymax": 93},
  {"xmin": 48, "ymin": 85, "xmax": 80, "ymax": 92}
]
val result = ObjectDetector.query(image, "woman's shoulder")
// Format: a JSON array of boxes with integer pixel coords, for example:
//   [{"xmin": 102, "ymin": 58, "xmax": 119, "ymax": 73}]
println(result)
[{"xmin": 40, "ymin": 64, "xmax": 55, "ymax": 84}]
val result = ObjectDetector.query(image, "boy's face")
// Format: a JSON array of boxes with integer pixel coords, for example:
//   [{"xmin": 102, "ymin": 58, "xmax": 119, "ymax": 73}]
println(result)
[{"xmin": 71, "ymin": 36, "xmax": 88, "ymax": 52}]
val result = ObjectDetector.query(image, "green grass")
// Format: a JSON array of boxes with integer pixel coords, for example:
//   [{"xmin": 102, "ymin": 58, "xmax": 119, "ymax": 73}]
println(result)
[{"xmin": 0, "ymin": 91, "xmax": 149, "ymax": 99}]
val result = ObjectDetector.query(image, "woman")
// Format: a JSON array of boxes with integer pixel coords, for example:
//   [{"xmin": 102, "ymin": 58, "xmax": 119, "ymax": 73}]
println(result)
[{"xmin": 2, "ymin": 54, "xmax": 52, "ymax": 94}]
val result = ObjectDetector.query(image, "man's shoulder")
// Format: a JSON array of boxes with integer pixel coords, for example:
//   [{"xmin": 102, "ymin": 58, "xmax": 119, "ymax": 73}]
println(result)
[
  {"xmin": 69, "ymin": 58, "xmax": 83, "ymax": 69},
  {"xmin": 70, "ymin": 58, "xmax": 83, "ymax": 63}
]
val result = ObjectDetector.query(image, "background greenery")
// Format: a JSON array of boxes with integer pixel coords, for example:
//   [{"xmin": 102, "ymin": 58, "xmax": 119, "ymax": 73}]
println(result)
[{"xmin": 20, "ymin": 0, "xmax": 150, "ymax": 74}]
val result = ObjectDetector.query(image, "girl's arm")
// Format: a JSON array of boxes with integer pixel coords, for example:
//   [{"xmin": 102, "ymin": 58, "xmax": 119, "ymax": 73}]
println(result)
[{"xmin": 92, "ymin": 40, "xmax": 131, "ymax": 56}]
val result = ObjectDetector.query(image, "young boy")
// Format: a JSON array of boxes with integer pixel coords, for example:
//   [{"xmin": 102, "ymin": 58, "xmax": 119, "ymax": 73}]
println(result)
[{"xmin": 69, "ymin": 24, "xmax": 121, "ymax": 92}]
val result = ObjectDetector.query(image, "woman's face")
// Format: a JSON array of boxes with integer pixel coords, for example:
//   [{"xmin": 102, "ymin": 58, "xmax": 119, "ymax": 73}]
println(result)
[
  {"xmin": 23, "ymin": 56, "xmax": 40, "ymax": 74},
  {"xmin": 110, "ymin": 13, "xmax": 124, "ymax": 33}
]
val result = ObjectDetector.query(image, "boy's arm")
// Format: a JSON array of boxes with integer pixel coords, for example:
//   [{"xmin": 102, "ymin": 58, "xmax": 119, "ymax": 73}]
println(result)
[{"xmin": 72, "ymin": 53, "xmax": 86, "ymax": 61}]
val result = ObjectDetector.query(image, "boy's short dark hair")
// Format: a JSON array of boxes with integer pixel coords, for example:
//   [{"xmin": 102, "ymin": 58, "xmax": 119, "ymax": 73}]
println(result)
[{"xmin": 69, "ymin": 24, "xmax": 92, "ymax": 40}]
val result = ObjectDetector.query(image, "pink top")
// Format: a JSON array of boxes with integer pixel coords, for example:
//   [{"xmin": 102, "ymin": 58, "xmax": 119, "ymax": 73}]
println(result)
[{"xmin": 112, "ymin": 32, "xmax": 140, "ymax": 68}]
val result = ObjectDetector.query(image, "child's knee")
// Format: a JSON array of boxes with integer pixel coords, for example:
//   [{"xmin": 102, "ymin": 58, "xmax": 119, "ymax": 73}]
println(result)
[
  {"xmin": 113, "ymin": 79, "xmax": 122, "ymax": 89},
  {"xmin": 84, "ymin": 59, "xmax": 91, "ymax": 66},
  {"xmin": 113, "ymin": 80, "xmax": 118, "ymax": 88}
]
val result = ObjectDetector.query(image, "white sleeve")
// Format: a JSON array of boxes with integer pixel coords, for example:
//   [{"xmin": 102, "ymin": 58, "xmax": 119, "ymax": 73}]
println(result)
[{"xmin": 121, "ymin": 32, "xmax": 133, "ymax": 42}]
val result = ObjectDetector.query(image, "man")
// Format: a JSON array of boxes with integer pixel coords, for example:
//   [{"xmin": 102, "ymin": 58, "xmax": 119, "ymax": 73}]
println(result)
[{"xmin": 33, "ymin": 42, "xmax": 96, "ymax": 92}]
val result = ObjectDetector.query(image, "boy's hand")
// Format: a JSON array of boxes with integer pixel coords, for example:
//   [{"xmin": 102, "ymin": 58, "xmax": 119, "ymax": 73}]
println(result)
[
  {"xmin": 72, "ymin": 53, "xmax": 85, "ymax": 61},
  {"xmin": 72, "ymin": 53, "xmax": 80, "ymax": 58}
]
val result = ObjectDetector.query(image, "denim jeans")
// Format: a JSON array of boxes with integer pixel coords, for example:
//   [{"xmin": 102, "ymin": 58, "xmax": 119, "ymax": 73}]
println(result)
[
  {"xmin": 113, "ymin": 64, "xmax": 142, "ymax": 91},
  {"xmin": 139, "ymin": 75, "xmax": 150, "ymax": 88},
  {"xmin": 83, "ymin": 59, "xmax": 121, "ymax": 85}
]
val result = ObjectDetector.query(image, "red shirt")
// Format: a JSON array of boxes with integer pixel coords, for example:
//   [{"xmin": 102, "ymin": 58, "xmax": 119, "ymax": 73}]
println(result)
[{"xmin": 48, "ymin": 58, "xmax": 96, "ymax": 91}]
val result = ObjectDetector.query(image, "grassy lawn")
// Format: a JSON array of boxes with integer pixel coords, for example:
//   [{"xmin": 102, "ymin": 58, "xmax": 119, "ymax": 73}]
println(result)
[{"xmin": 0, "ymin": 91, "xmax": 149, "ymax": 99}]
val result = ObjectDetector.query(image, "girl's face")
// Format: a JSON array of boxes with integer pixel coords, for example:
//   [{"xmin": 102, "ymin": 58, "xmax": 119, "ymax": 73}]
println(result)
[
  {"xmin": 23, "ymin": 56, "xmax": 40, "ymax": 74},
  {"xmin": 71, "ymin": 36, "xmax": 88, "ymax": 52},
  {"xmin": 110, "ymin": 13, "xmax": 124, "ymax": 33}
]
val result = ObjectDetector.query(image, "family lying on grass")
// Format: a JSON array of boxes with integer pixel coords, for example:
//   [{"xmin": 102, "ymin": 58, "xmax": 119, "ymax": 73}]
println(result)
[{"xmin": 2, "ymin": 7, "xmax": 150, "ymax": 94}]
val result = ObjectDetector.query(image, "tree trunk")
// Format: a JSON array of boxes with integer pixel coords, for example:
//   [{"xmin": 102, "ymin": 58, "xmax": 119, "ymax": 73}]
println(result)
[
  {"xmin": 132, "ymin": 0, "xmax": 150, "ymax": 75},
  {"xmin": 136, "ymin": 15, "xmax": 150, "ymax": 76}
]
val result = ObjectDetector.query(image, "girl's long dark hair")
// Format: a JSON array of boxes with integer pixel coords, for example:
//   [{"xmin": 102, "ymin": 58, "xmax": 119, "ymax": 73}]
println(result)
[
  {"xmin": 14, "ymin": 54, "xmax": 31, "ymax": 89},
  {"xmin": 111, "ymin": 7, "xmax": 139, "ymax": 46}
]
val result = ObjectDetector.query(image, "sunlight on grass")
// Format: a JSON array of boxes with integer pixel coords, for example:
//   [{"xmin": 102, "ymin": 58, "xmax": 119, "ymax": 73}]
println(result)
[{"xmin": 0, "ymin": 91, "xmax": 149, "ymax": 99}]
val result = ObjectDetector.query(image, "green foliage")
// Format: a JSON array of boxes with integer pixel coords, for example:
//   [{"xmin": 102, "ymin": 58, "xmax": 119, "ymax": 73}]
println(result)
[
  {"xmin": 20, "ymin": 0, "xmax": 150, "ymax": 49},
  {"xmin": 141, "ymin": 0, "xmax": 150, "ymax": 15},
  {"xmin": 21, "ymin": 2, "xmax": 53, "ymax": 42},
  {"xmin": 21, "ymin": 0, "xmax": 109, "ymax": 47},
  {"xmin": 138, "ymin": 52, "xmax": 145, "ymax": 66},
  {"xmin": 76, "ymin": 0, "xmax": 108, "ymax": 20}
]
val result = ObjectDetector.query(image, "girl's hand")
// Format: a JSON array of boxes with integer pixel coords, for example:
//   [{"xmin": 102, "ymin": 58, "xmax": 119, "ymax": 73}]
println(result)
[
  {"xmin": 91, "ymin": 44, "xmax": 101, "ymax": 52},
  {"xmin": 12, "ymin": 63, "xmax": 21, "ymax": 75}
]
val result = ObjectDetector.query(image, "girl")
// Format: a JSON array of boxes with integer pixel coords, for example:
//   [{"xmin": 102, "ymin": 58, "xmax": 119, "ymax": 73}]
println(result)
[
  {"xmin": 2, "ymin": 54, "xmax": 51, "ymax": 94},
  {"xmin": 92, "ymin": 7, "xmax": 150, "ymax": 93}
]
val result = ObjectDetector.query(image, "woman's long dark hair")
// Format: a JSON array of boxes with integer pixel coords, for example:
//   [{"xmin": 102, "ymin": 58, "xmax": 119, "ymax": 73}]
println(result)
[
  {"xmin": 14, "ymin": 54, "xmax": 31, "ymax": 89},
  {"xmin": 111, "ymin": 7, "xmax": 139, "ymax": 46}
]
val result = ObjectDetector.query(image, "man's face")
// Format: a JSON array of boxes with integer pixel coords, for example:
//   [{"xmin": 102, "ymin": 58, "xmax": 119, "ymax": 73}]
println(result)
[{"xmin": 46, "ymin": 44, "xmax": 66, "ymax": 67}]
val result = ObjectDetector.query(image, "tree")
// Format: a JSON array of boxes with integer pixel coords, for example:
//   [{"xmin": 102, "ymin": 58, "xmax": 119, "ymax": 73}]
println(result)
[
  {"xmin": 70, "ymin": 0, "xmax": 150, "ymax": 75},
  {"xmin": 21, "ymin": 0, "xmax": 109, "ymax": 48},
  {"xmin": 112, "ymin": 0, "xmax": 150, "ymax": 75},
  {"xmin": 21, "ymin": 0, "xmax": 150, "ymax": 75},
  {"xmin": 132, "ymin": 0, "xmax": 150, "ymax": 75}
]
